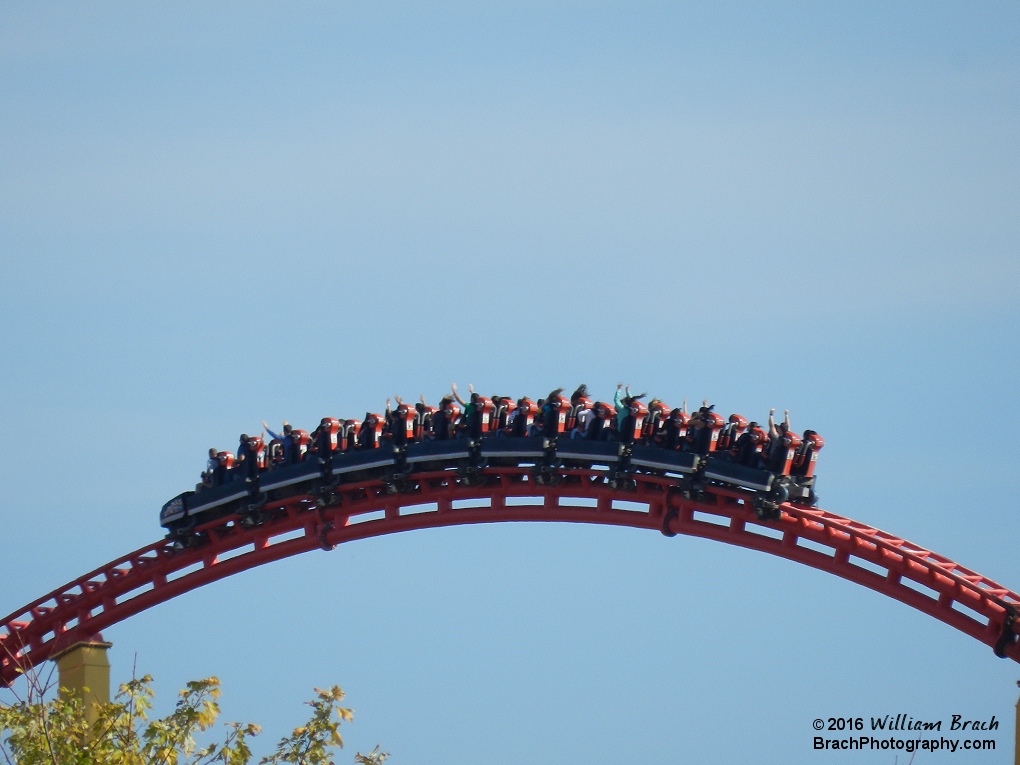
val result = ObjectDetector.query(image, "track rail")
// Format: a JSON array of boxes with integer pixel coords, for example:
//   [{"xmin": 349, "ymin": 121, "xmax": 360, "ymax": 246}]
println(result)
[{"xmin": 2, "ymin": 467, "xmax": 1018, "ymax": 685}]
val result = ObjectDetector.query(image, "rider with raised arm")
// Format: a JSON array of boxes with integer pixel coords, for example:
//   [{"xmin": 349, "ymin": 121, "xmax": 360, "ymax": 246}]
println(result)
[
  {"xmin": 385, "ymin": 395, "xmax": 417, "ymax": 445},
  {"xmin": 452, "ymin": 382, "xmax": 481, "ymax": 438},
  {"xmin": 614, "ymin": 383, "xmax": 646, "ymax": 436},
  {"xmin": 768, "ymin": 408, "xmax": 791, "ymax": 440},
  {"xmin": 385, "ymin": 396, "xmax": 403, "ymax": 434},
  {"xmin": 767, "ymin": 408, "xmax": 791, "ymax": 469},
  {"xmin": 263, "ymin": 420, "xmax": 296, "ymax": 464}
]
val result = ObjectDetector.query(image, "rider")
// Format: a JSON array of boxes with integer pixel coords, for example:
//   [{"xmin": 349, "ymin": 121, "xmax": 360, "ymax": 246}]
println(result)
[
  {"xmin": 201, "ymin": 447, "xmax": 218, "ymax": 488},
  {"xmin": 235, "ymin": 433, "xmax": 262, "ymax": 482},
  {"xmin": 684, "ymin": 402, "xmax": 717, "ymax": 454},
  {"xmin": 529, "ymin": 399, "xmax": 545, "ymax": 436},
  {"xmin": 732, "ymin": 421, "xmax": 767, "ymax": 467},
  {"xmin": 508, "ymin": 397, "xmax": 534, "ymax": 437},
  {"xmin": 541, "ymin": 389, "xmax": 565, "ymax": 438},
  {"xmin": 311, "ymin": 417, "xmax": 337, "ymax": 458},
  {"xmin": 657, "ymin": 403, "xmax": 689, "ymax": 449},
  {"xmin": 570, "ymin": 384, "xmax": 589, "ymax": 406},
  {"xmin": 431, "ymin": 396, "xmax": 456, "ymax": 440},
  {"xmin": 614, "ymin": 383, "xmax": 646, "ymax": 434},
  {"xmin": 263, "ymin": 420, "xmax": 296, "ymax": 464},
  {"xmin": 452, "ymin": 383, "xmax": 484, "ymax": 438},
  {"xmin": 571, "ymin": 404, "xmax": 595, "ymax": 439},
  {"xmin": 568, "ymin": 384, "xmax": 592, "ymax": 437},
  {"xmin": 766, "ymin": 408, "xmax": 792, "ymax": 470}
]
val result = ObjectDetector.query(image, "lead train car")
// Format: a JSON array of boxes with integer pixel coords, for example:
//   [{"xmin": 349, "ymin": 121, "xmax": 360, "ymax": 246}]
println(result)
[{"xmin": 160, "ymin": 435, "xmax": 819, "ymax": 539}]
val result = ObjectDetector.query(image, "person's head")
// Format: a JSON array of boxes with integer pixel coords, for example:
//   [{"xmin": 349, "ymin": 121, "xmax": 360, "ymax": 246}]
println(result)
[
  {"xmin": 209, "ymin": 447, "xmax": 217, "ymax": 457},
  {"xmin": 778, "ymin": 422, "xmax": 789, "ymax": 435},
  {"xmin": 283, "ymin": 424, "xmax": 293, "ymax": 435},
  {"xmin": 240, "ymin": 434, "xmax": 248, "ymax": 443},
  {"xmin": 748, "ymin": 421, "xmax": 759, "ymax": 431}
]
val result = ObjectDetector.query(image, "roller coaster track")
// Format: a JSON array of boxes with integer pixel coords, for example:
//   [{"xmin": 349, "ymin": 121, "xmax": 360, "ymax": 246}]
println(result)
[{"xmin": 2, "ymin": 467, "xmax": 1018, "ymax": 686}]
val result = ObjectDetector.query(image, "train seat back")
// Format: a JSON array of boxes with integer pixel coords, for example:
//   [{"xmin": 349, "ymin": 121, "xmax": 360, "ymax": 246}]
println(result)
[
  {"xmin": 359, "ymin": 415, "xmax": 384, "ymax": 448},
  {"xmin": 775, "ymin": 431, "xmax": 802, "ymax": 476},
  {"xmin": 290, "ymin": 430, "xmax": 310, "ymax": 461},
  {"xmin": 642, "ymin": 400, "xmax": 670, "ymax": 440},
  {"xmin": 493, "ymin": 397, "xmax": 516, "ymax": 431},
  {"xmin": 414, "ymin": 406, "xmax": 437, "ymax": 440},
  {"xmin": 622, "ymin": 401, "xmax": 649, "ymax": 444},
  {"xmin": 545, "ymin": 394, "xmax": 571, "ymax": 436},
  {"xmin": 585, "ymin": 402, "xmax": 616, "ymax": 440},
  {"xmin": 267, "ymin": 439, "xmax": 285, "ymax": 467},
  {"xmin": 473, "ymin": 396, "xmax": 495, "ymax": 436},
  {"xmin": 340, "ymin": 419, "xmax": 361, "ymax": 451},
  {"xmin": 704, "ymin": 412, "xmax": 725, "ymax": 452},
  {"xmin": 247, "ymin": 436, "xmax": 266, "ymax": 470},
  {"xmin": 718, "ymin": 414, "xmax": 748, "ymax": 451},
  {"xmin": 793, "ymin": 431, "xmax": 824, "ymax": 478},
  {"xmin": 566, "ymin": 396, "xmax": 592, "ymax": 431},
  {"xmin": 511, "ymin": 398, "xmax": 538, "ymax": 436},
  {"xmin": 670, "ymin": 409, "xmax": 690, "ymax": 439},
  {"xmin": 318, "ymin": 418, "xmax": 341, "ymax": 453},
  {"xmin": 391, "ymin": 404, "xmax": 416, "ymax": 444}
]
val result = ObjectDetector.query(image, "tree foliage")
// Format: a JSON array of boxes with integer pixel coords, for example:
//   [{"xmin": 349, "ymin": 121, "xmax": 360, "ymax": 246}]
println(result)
[{"xmin": 0, "ymin": 673, "xmax": 387, "ymax": 765}]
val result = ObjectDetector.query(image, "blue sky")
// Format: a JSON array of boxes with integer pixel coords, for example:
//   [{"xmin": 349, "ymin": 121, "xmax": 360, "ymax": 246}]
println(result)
[{"xmin": 1, "ymin": 2, "xmax": 1018, "ymax": 762}]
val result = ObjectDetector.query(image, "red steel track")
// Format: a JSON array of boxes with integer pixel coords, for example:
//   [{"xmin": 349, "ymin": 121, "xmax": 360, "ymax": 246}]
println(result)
[{"xmin": 2, "ymin": 467, "xmax": 1018, "ymax": 686}]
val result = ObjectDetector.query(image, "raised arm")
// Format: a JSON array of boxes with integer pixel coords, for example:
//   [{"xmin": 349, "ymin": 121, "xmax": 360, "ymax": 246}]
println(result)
[{"xmin": 451, "ymin": 383, "xmax": 467, "ymax": 407}]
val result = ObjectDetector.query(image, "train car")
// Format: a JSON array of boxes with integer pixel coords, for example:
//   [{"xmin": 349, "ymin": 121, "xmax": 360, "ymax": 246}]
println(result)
[{"xmin": 159, "ymin": 478, "xmax": 258, "ymax": 541}]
